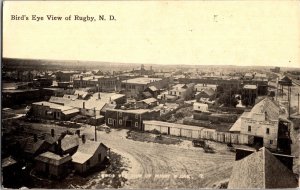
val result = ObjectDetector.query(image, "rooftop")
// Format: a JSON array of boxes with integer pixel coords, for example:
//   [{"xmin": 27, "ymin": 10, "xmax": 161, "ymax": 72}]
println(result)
[
  {"xmin": 228, "ymin": 147, "xmax": 297, "ymax": 188},
  {"xmin": 122, "ymin": 77, "xmax": 162, "ymax": 85},
  {"xmin": 35, "ymin": 151, "xmax": 72, "ymax": 166}
]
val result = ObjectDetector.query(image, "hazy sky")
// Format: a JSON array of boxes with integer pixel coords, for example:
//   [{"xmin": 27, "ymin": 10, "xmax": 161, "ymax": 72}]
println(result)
[{"xmin": 3, "ymin": 1, "xmax": 300, "ymax": 67}]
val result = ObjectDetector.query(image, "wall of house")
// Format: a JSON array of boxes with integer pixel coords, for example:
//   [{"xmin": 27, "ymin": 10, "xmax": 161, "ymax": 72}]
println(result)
[
  {"xmin": 106, "ymin": 110, "xmax": 160, "ymax": 130},
  {"xmin": 31, "ymin": 105, "xmax": 62, "ymax": 120},
  {"xmin": 240, "ymin": 117, "xmax": 278, "ymax": 149}
]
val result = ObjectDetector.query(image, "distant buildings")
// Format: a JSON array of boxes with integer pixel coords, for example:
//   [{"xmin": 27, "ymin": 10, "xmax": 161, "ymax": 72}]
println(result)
[
  {"xmin": 121, "ymin": 77, "xmax": 169, "ymax": 99},
  {"xmin": 167, "ymin": 83, "xmax": 195, "ymax": 101},
  {"xmin": 56, "ymin": 71, "xmax": 80, "ymax": 82},
  {"xmin": 73, "ymin": 76, "xmax": 118, "ymax": 92},
  {"xmin": 270, "ymin": 67, "xmax": 280, "ymax": 73}
]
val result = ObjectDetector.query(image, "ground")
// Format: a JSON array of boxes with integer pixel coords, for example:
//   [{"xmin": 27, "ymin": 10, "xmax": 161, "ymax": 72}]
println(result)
[{"xmin": 23, "ymin": 122, "xmax": 235, "ymax": 189}]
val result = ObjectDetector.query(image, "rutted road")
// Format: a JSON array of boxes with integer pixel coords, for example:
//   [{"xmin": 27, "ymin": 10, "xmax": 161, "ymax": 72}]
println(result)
[{"xmin": 81, "ymin": 126, "xmax": 235, "ymax": 188}]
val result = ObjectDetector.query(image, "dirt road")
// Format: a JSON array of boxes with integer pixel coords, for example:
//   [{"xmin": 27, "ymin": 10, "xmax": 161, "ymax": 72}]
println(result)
[
  {"xmin": 27, "ymin": 123, "xmax": 235, "ymax": 188},
  {"xmin": 81, "ymin": 126, "xmax": 235, "ymax": 188}
]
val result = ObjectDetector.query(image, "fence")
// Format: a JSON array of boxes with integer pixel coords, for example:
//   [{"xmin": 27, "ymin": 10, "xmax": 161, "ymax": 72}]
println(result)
[{"xmin": 144, "ymin": 120, "xmax": 249, "ymax": 145}]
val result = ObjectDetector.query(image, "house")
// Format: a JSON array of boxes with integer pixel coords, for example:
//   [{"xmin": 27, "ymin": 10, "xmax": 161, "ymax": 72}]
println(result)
[
  {"xmin": 229, "ymin": 98, "xmax": 291, "ymax": 151},
  {"xmin": 72, "ymin": 136, "xmax": 108, "ymax": 174},
  {"xmin": 136, "ymin": 98, "xmax": 158, "ymax": 109},
  {"xmin": 34, "ymin": 151, "xmax": 72, "ymax": 179},
  {"xmin": 193, "ymin": 102, "xmax": 209, "ymax": 113},
  {"xmin": 31, "ymin": 101, "xmax": 79, "ymax": 120},
  {"xmin": 60, "ymin": 134, "xmax": 80, "ymax": 156},
  {"xmin": 105, "ymin": 108, "xmax": 160, "ymax": 130},
  {"xmin": 168, "ymin": 83, "xmax": 195, "ymax": 100},
  {"xmin": 2, "ymin": 156, "xmax": 20, "ymax": 187},
  {"xmin": 21, "ymin": 136, "xmax": 52, "ymax": 159},
  {"xmin": 242, "ymin": 84, "xmax": 258, "ymax": 106},
  {"xmin": 228, "ymin": 147, "xmax": 297, "ymax": 189},
  {"xmin": 143, "ymin": 86, "xmax": 160, "ymax": 98},
  {"xmin": 121, "ymin": 77, "xmax": 169, "ymax": 99},
  {"xmin": 195, "ymin": 88, "xmax": 215, "ymax": 101}
]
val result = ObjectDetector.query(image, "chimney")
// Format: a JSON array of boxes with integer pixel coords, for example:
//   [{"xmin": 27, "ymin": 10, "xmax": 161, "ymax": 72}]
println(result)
[
  {"xmin": 81, "ymin": 134, "xmax": 86, "ymax": 144},
  {"xmin": 57, "ymin": 139, "xmax": 62, "ymax": 156},
  {"xmin": 76, "ymin": 130, "xmax": 80, "ymax": 137},
  {"xmin": 98, "ymin": 92, "xmax": 101, "ymax": 99},
  {"xmin": 33, "ymin": 134, "xmax": 38, "ymax": 142},
  {"xmin": 51, "ymin": 129, "xmax": 55, "ymax": 137},
  {"xmin": 83, "ymin": 102, "xmax": 85, "ymax": 109}
]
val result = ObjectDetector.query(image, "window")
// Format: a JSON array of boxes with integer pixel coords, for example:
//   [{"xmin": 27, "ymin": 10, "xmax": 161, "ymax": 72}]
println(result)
[
  {"xmin": 119, "ymin": 120, "xmax": 122, "ymax": 125},
  {"xmin": 266, "ymin": 128, "xmax": 270, "ymax": 134},
  {"xmin": 270, "ymin": 140, "xmax": 273, "ymax": 144},
  {"xmin": 108, "ymin": 118, "xmax": 113, "ymax": 124},
  {"xmin": 135, "ymin": 122, "xmax": 139, "ymax": 127},
  {"xmin": 248, "ymin": 126, "xmax": 251, "ymax": 132},
  {"xmin": 135, "ymin": 114, "xmax": 139, "ymax": 119},
  {"xmin": 119, "ymin": 112, "xmax": 122, "ymax": 117}
]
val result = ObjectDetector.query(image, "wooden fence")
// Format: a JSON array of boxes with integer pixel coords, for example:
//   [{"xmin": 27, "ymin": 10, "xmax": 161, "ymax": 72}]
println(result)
[{"xmin": 144, "ymin": 121, "xmax": 249, "ymax": 145}]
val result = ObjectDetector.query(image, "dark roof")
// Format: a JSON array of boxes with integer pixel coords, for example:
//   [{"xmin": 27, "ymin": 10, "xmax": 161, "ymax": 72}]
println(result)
[
  {"xmin": 20, "ymin": 138, "xmax": 49, "ymax": 154},
  {"xmin": 142, "ymin": 91, "xmax": 153, "ymax": 98},
  {"xmin": 228, "ymin": 147, "xmax": 298, "ymax": 188},
  {"xmin": 279, "ymin": 76, "xmax": 292, "ymax": 86}
]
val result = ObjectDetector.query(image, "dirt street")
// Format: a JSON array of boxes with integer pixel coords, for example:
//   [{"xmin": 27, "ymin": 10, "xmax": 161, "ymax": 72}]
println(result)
[{"xmin": 81, "ymin": 126, "xmax": 235, "ymax": 188}]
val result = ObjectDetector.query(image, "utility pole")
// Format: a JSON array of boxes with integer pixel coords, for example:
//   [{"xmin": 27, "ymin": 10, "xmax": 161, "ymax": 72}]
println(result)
[
  {"xmin": 94, "ymin": 107, "xmax": 97, "ymax": 142},
  {"xmin": 288, "ymin": 86, "xmax": 291, "ymax": 119},
  {"xmin": 297, "ymin": 93, "xmax": 300, "ymax": 115}
]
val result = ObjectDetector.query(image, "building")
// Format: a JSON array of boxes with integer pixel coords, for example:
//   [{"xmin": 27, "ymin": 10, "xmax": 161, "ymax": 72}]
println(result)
[
  {"xmin": 270, "ymin": 67, "xmax": 280, "ymax": 73},
  {"xmin": 34, "ymin": 151, "xmax": 72, "ymax": 179},
  {"xmin": 168, "ymin": 83, "xmax": 195, "ymax": 100},
  {"xmin": 228, "ymin": 147, "xmax": 297, "ymax": 189},
  {"xmin": 195, "ymin": 88, "xmax": 215, "ymax": 101},
  {"xmin": 194, "ymin": 83, "xmax": 217, "ymax": 92},
  {"xmin": 121, "ymin": 77, "xmax": 169, "ymax": 99},
  {"xmin": 193, "ymin": 102, "xmax": 209, "ymax": 113},
  {"xmin": 31, "ymin": 101, "xmax": 79, "ymax": 120},
  {"xmin": 241, "ymin": 84, "xmax": 258, "ymax": 106},
  {"xmin": 143, "ymin": 86, "xmax": 160, "ymax": 98},
  {"xmin": 33, "ymin": 77, "xmax": 53, "ymax": 87},
  {"xmin": 229, "ymin": 98, "xmax": 291, "ymax": 151},
  {"xmin": 73, "ymin": 75, "xmax": 118, "ymax": 92},
  {"xmin": 105, "ymin": 109, "xmax": 160, "ymax": 130},
  {"xmin": 136, "ymin": 98, "xmax": 158, "ymax": 109},
  {"xmin": 72, "ymin": 136, "xmax": 108, "ymax": 174},
  {"xmin": 55, "ymin": 71, "xmax": 80, "ymax": 82}
]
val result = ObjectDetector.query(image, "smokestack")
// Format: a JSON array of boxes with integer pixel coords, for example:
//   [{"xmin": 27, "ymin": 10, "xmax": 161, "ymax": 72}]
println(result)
[
  {"xmin": 81, "ymin": 134, "xmax": 86, "ymax": 144},
  {"xmin": 51, "ymin": 129, "xmax": 55, "ymax": 137},
  {"xmin": 83, "ymin": 102, "xmax": 85, "ymax": 109},
  {"xmin": 33, "ymin": 134, "xmax": 38, "ymax": 142}
]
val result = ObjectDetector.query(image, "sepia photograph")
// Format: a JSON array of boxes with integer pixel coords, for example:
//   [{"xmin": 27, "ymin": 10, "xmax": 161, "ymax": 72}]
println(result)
[{"xmin": 1, "ymin": 1, "xmax": 300, "ymax": 189}]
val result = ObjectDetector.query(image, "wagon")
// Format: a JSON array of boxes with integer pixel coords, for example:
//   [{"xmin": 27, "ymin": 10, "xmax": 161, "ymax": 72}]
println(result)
[{"xmin": 192, "ymin": 139, "xmax": 206, "ymax": 148}]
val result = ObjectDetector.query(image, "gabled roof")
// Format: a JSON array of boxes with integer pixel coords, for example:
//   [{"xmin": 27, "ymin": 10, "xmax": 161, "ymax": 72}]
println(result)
[
  {"xmin": 228, "ymin": 147, "xmax": 298, "ymax": 189},
  {"xmin": 61, "ymin": 135, "xmax": 79, "ymax": 152},
  {"xmin": 72, "ymin": 140, "xmax": 107, "ymax": 164},
  {"xmin": 148, "ymin": 86, "xmax": 158, "ymax": 92},
  {"xmin": 244, "ymin": 98, "xmax": 279, "ymax": 121}
]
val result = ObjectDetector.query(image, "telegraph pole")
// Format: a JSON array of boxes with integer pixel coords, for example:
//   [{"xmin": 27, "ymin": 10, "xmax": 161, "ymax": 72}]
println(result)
[
  {"xmin": 94, "ymin": 107, "xmax": 97, "ymax": 142},
  {"xmin": 297, "ymin": 93, "xmax": 300, "ymax": 115}
]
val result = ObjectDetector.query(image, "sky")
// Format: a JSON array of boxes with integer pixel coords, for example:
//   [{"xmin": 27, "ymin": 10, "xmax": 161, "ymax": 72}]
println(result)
[{"xmin": 3, "ymin": 1, "xmax": 300, "ymax": 67}]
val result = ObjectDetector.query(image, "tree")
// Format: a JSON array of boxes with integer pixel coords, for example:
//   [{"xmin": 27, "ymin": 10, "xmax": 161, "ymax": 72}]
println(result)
[{"xmin": 218, "ymin": 91, "xmax": 238, "ymax": 107}]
